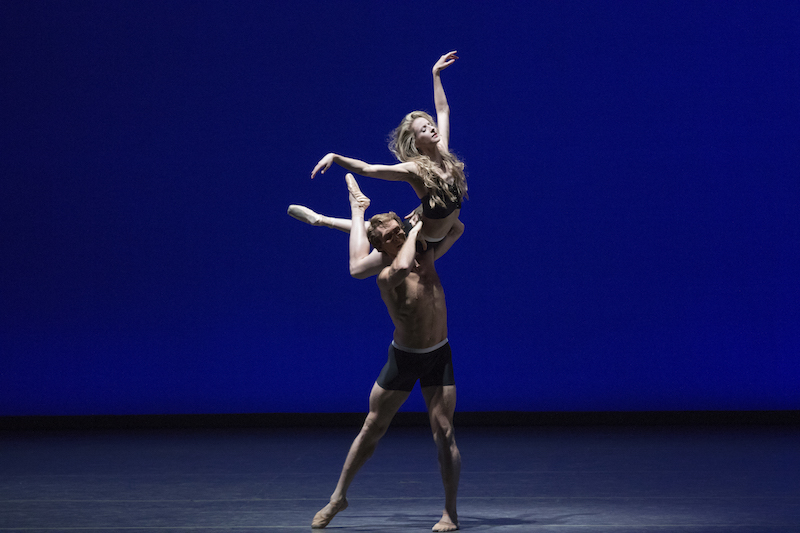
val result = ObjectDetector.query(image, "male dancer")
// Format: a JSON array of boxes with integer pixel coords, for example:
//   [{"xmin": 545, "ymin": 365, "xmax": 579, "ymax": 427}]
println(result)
[{"xmin": 311, "ymin": 174, "xmax": 462, "ymax": 532}]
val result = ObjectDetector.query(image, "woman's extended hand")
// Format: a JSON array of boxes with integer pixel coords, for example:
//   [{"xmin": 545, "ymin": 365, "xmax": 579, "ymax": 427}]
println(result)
[
  {"xmin": 311, "ymin": 153, "xmax": 335, "ymax": 179},
  {"xmin": 433, "ymin": 50, "xmax": 458, "ymax": 74}
]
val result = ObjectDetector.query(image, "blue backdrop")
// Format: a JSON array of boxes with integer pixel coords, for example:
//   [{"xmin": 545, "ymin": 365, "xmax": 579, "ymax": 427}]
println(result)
[{"xmin": 2, "ymin": 1, "xmax": 799, "ymax": 416}]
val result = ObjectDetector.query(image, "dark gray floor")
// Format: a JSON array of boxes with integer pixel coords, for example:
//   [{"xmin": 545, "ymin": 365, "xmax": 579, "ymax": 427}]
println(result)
[{"xmin": 1, "ymin": 424, "xmax": 799, "ymax": 532}]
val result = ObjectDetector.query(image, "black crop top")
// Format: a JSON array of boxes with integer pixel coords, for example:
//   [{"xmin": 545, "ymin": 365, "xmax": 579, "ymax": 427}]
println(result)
[{"xmin": 421, "ymin": 184, "xmax": 462, "ymax": 219}]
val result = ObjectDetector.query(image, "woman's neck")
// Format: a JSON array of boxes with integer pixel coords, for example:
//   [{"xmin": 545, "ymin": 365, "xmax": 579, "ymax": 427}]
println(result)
[{"xmin": 420, "ymin": 145, "xmax": 442, "ymax": 165}]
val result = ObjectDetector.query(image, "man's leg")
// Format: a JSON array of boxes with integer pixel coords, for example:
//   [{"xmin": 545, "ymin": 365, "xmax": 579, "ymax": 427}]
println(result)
[
  {"xmin": 312, "ymin": 382, "xmax": 411, "ymax": 528},
  {"xmin": 422, "ymin": 385, "xmax": 460, "ymax": 532}
]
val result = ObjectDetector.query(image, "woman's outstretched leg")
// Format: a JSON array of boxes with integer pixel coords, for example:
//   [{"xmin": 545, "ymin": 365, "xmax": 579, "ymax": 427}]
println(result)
[
  {"xmin": 346, "ymin": 173, "xmax": 370, "ymax": 263},
  {"xmin": 287, "ymin": 205, "xmax": 354, "ymax": 233},
  {"xmin": 346, "ymin": 174, "xmax": 388, "ymax": 279},
  {"xmin": 287, "ymin": 175, "xmax": 387, "ymax": 279}
]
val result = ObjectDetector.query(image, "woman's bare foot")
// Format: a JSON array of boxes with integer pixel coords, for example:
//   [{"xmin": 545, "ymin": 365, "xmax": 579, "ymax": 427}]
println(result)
[
  {"xmin": 345, "ymin": 173, "xmax": 370, "ymax": 210},
  {"xmin": 432, "ymin": 510, "xmax": 459, "ymax": 531},
  {"xmin": 311, "ymin": 498, "xmax": 348, "ymax": 529}
]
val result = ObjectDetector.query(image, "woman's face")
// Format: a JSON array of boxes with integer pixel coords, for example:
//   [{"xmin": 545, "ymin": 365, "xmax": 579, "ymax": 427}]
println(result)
[{"xmin": 411, "ymin": 117, "xmax": 439, "ymax": 149}]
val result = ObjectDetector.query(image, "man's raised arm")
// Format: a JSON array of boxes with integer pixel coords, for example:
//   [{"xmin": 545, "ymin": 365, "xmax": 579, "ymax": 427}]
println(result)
[{"xmin": 377, "ymin": 221, "xmax": 423, "ymax": 290}]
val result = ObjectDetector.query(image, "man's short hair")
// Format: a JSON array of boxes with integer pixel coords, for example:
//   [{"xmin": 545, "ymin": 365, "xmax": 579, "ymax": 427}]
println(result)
[{"xmin": 367, "ymin": 212, "xmax": 404, "ymax": 251}]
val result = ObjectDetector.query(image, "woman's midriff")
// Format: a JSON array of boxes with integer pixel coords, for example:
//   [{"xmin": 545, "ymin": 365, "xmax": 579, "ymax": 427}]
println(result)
[{"xmin": 420, "ymin": 209, "xmax": 460, "ymax": 241}]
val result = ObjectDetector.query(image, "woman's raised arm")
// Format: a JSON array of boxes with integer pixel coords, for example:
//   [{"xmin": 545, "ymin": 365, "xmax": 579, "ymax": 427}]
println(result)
[{"xmin": 432, "ymin": 50, "xmax": 458, "ymax": 152}]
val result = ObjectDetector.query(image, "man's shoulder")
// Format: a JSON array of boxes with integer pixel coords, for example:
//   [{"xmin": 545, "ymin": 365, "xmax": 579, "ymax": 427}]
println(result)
[{"xmin": 376, "ymin": 265, "xmax": 406, "ymax": 292}]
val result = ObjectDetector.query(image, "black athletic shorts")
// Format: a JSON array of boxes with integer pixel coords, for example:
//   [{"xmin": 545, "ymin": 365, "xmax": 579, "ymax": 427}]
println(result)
[{"xmin": 376, "ymin": 339, "xmax": 455, "ymax": 391}]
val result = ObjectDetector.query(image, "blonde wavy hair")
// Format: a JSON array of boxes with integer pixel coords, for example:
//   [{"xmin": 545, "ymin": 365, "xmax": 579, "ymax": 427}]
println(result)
[{"xmin": 388, "ymin": 111, "xmax": 467, "ymax": 210}]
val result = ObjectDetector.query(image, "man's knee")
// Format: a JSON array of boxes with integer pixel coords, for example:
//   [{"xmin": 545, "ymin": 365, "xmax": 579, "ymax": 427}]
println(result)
[
  {"xmin": 362, "ymin": 414, "xmax": 392, "ymax": 440},
  {"xmin": 431, "ymin": 417, "xmax": 455, "ymax": 448}
]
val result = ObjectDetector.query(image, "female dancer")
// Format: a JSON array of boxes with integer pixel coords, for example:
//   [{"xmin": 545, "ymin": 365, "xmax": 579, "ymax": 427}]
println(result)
[{"xmin": 289, "ymin": 51, "xmax": 467, "ymax": 278}]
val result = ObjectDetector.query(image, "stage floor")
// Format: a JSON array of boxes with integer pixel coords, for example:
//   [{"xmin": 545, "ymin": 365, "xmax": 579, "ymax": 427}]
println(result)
[{"xmin": 1, "ymin": 423, "xmax": 798, "ymax": 532}]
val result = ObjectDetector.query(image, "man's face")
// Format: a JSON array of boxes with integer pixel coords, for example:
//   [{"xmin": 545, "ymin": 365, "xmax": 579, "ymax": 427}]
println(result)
[{"xmin": 375, "ymin": 220, "xmax": 406, "ymax": 257}]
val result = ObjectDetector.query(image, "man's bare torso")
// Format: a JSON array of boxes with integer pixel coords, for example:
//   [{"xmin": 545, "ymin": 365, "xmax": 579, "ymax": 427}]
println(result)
[{"xmin": 380, "ymin": 247, "xmax": 448, "ymax": 350}]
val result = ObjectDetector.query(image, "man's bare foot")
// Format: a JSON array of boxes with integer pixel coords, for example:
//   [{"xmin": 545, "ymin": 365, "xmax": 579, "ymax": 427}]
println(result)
[
  {"xmin": 287, "ymin": 205, "xmax": 330, "ymax": 226},
  {"xmin": 345, "ymin": 173, "xmax": 370, "ymax": 210},
  {"xmin": 432, "ymin": 510, "xmax": 459, "ymax": 532},
  {"xmin": 311, "ymin": 498, "xmax": 348, "ymax": 529}
]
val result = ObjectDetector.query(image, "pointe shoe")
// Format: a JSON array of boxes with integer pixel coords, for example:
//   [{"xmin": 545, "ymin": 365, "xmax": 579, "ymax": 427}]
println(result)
[
  {"xmin": 287, "ymin": 205, "xmax": 322, "ymax": 225},
  {"xmin": 345, "ymin": 173, "xmax": 370, "ymax": 210},
  {"xmin": 311, "ymin": 499, "xmax": 348, "ymax": 529}
]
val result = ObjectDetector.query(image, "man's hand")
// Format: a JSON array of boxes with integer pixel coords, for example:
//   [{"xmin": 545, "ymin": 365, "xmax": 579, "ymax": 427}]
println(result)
[
  {"xmin": 409, "ymin": 220, "xmax": 427, "ymax": 251},
  {"xmin": 404, "ymin": 205, "xmax": 422, "ymax": 226}
]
